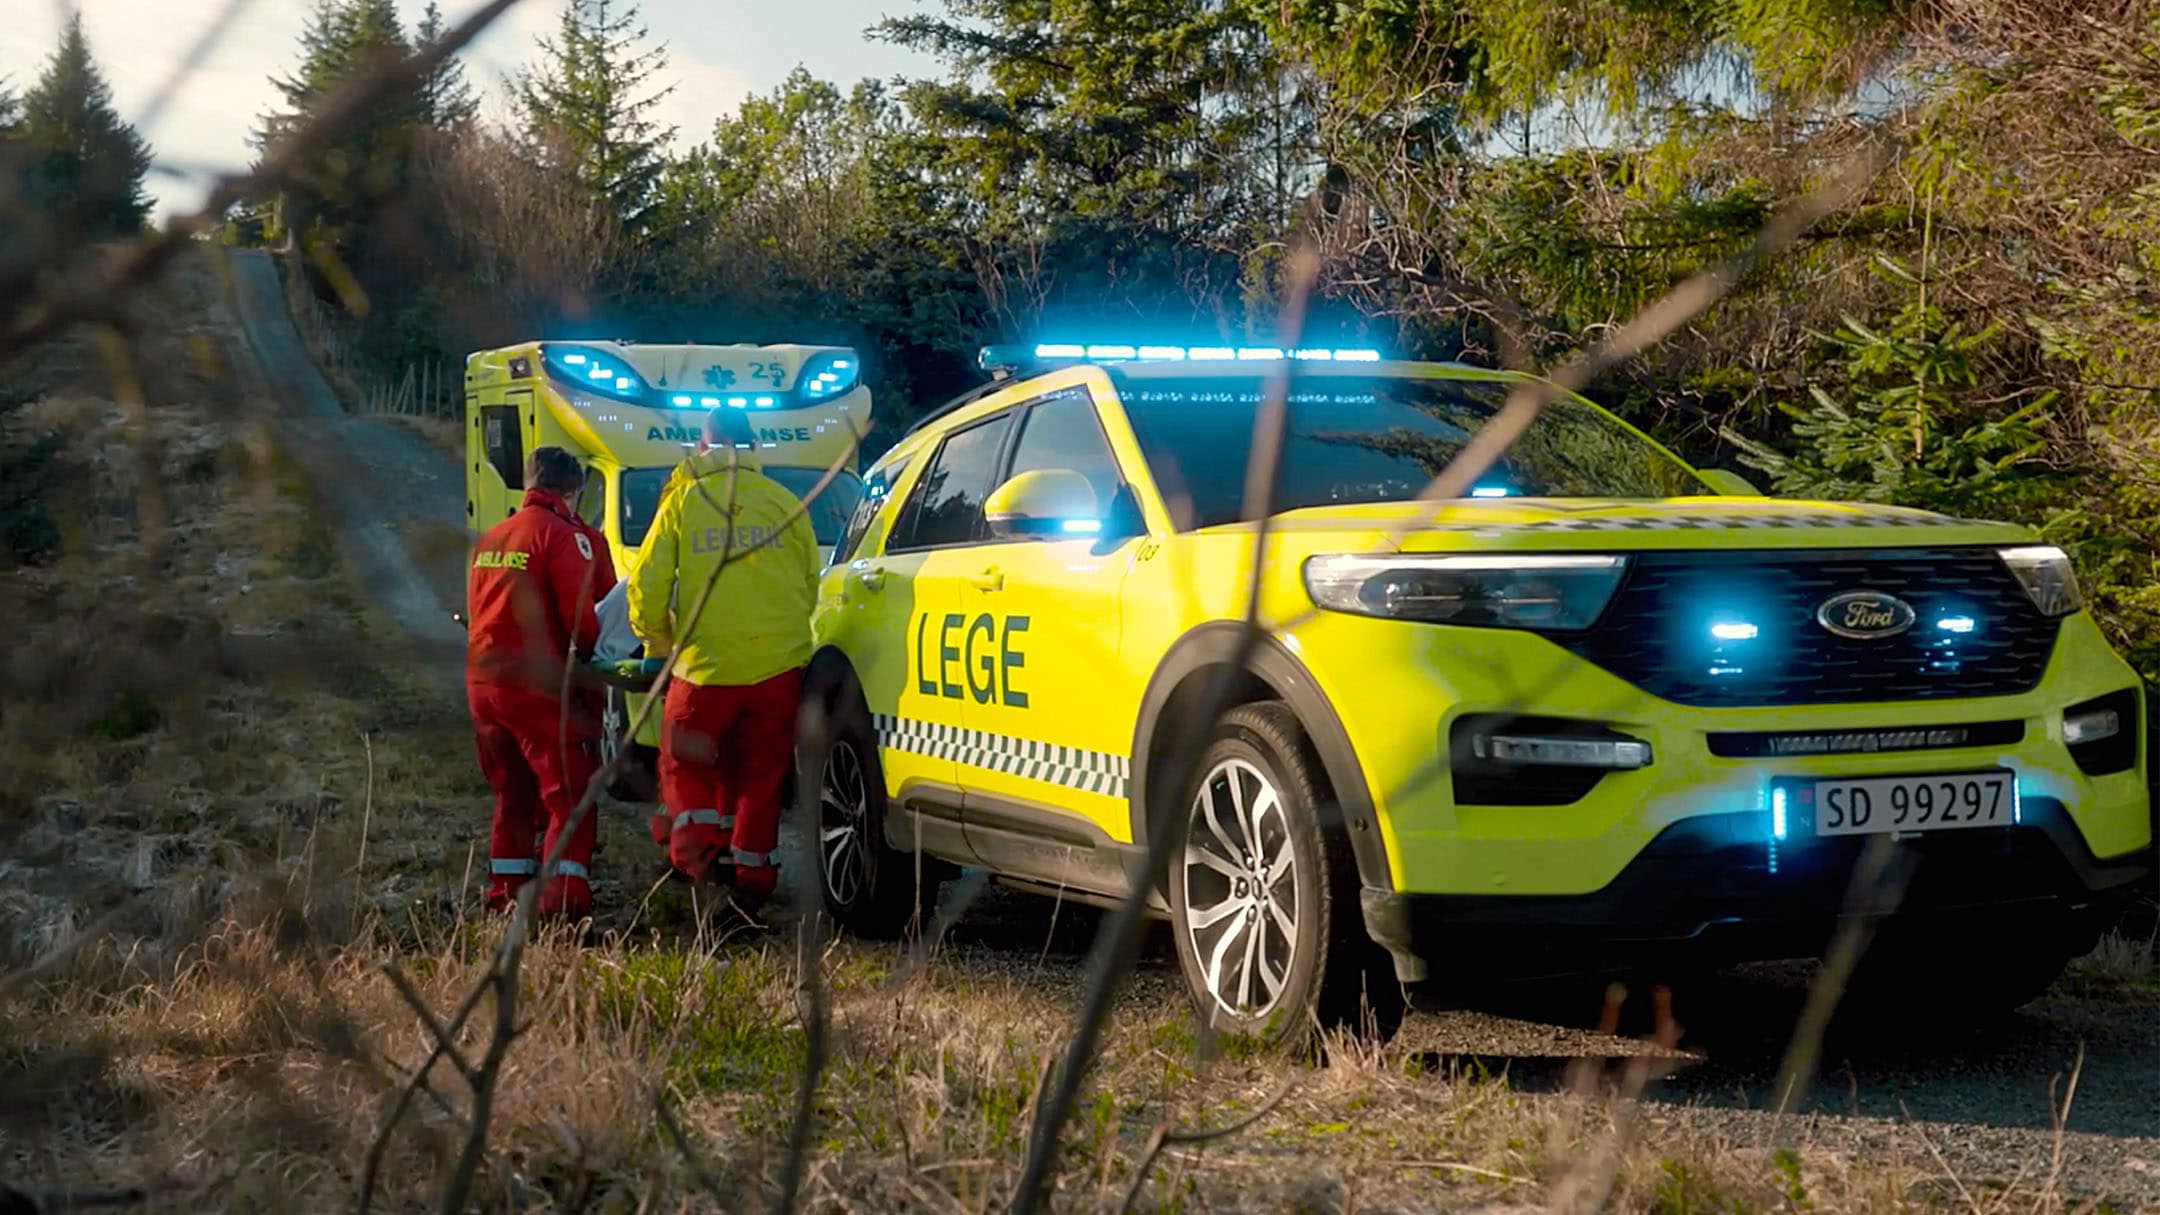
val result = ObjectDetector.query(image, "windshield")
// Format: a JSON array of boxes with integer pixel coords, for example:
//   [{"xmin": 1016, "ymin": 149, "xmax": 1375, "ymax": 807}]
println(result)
[
  {"xmin": 619, "ymin": 464, "xmax": 866, "ymax": 548},
  {"xmin": 1112, "ymin": 374, "xmax": 1707, "ymax": 530}
]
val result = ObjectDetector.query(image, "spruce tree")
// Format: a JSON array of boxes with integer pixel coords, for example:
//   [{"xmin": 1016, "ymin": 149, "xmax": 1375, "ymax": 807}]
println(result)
[
  {"xmin": 13, "ymin": 16, "xmax": 153, "ymax": 238},
  {"xmin": 516, "ymin": 0, "xmax": 675, "ymax": 227},
  {"xmin": 414, "ymin": 0, "xmax": 480, "ymax": 129},
  {"xmin": 257, "ymin": 0, "xmax": 418, "ymax": 249}
]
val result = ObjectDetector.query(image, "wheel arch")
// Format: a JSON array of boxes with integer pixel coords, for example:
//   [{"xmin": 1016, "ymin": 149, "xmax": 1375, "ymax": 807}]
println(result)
[
  {"xmin": 1129, "ymin": 622, "xmax": 1394, "ymax": 894},
  {"xmin": 803, "ymin": 642, "xmax": 867, "ymax": 719}
]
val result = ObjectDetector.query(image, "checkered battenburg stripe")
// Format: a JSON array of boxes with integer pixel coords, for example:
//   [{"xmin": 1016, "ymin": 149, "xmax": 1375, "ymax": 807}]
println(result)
[{"xmin": 873, "ymin": 714, "xmax": 1131, "ymax": 798}]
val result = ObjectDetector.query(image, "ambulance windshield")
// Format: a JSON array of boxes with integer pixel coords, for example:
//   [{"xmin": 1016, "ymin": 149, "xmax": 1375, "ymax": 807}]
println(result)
[{"xmin": 619, "ymin": 465, "xmax": 865, "ymax": 549}]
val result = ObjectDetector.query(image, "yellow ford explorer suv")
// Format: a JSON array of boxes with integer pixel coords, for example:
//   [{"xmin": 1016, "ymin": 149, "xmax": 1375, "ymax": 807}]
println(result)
[{"xmin": 801, "ymin": 343, "xmax": 2154, "ymax": 1039}]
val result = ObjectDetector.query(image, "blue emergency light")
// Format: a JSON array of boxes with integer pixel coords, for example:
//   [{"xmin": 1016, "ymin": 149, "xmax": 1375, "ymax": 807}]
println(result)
[
  {"xmin": 541, "ymin": 343, "xmax": 651, "ymax": 403},
  {"xmin": 550, "ymin": 342, "xmax": 860, "ymax": 409},
  {"xmin": 980, "ymin": 342, "xmax": 1383, "ymax": 375},
  {"xmin": 797, "ymin": 350, "xmax": 860, "ymax": 403}
]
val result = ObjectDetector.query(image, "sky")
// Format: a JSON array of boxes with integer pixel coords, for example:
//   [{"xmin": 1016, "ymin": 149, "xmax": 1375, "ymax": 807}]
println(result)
[{"xmin": 0, "ymin": 0, "xmax": 941, "ymax": 218}]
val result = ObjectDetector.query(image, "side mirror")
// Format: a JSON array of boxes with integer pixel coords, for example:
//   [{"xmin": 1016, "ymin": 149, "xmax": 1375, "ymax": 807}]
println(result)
[
  {"xmin": 984, "ymin": 469, "xmax": 1099, "ymax": 539},
  {"xmin": 1697, "ymin": 468, "xmax": 1763, "ymax": 497}
]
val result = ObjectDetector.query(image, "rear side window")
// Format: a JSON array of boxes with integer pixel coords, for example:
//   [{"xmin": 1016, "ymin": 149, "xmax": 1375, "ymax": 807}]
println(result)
[
  {"xmin": 834, "ymin": 453, "xmax": 913, "ymax": 563},
  {"xmin": 887, "ymin": 412, "xmax": 1016, "ymax": 552}
]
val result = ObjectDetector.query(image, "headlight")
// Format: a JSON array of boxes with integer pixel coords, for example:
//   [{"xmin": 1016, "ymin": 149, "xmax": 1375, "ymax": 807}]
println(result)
[
  {"xmin": 540, "ymin": 343, "xmax": 651, "ymax": 404},
  {"xmin": 796, "ymin": 349, "xmax": 860, "ymax": 403},
  {"xmin": 1302, "ymin": 553, "xmax": 1629, "ymax": 631},
  {"xmin": 1999, "ymin": 545, "xmax": 2083, "ymax": 617}
]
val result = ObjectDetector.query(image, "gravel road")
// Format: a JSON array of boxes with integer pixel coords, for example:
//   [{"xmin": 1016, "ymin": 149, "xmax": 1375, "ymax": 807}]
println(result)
[
  {"xmin": 223, "ymin": 247, "xmax": 467, "ymax": 651},
  {"xmin": 943, "ymin": 885, "xmax": 2160, "ymax": 1205}
]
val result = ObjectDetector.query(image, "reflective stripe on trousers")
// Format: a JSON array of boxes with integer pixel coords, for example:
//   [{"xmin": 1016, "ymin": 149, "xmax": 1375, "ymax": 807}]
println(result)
[
  {"xmin": 551, "ymin": 860, "xmax": 590, "ymax": 881},
  {"xmin": 672, "ymin": 809, "xmax": 734, "ymax": 833},
  {"xmin": 491, "ymin": 858, "xmax": 538, "ymax": 876},
  {"xmin": 732, "ymin": 847, "xmax": 778, "ymax": 868}
]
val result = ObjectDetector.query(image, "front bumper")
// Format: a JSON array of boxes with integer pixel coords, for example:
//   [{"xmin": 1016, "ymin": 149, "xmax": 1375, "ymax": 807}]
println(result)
[
  {"xmin": 1288, "ymin": 608, "xmax": 2152, "ymax": 893},
  {"xmin": 1277, "ymin": 609, "xmax": 2155, "ymax": 980},
  {"xmin": 1359, "ymin": 794, "xmax": 2152, "ymax": 981}
]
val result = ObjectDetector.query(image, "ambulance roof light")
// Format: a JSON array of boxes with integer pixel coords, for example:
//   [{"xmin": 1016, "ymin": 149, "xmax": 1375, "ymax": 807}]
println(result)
[
  {"xmin": 540, "ymin": 342, "xmax": 650, "ymax": 404},
  {"xmin": 796, "ymin": 349, "xmax": 860, "ymax": 404}
]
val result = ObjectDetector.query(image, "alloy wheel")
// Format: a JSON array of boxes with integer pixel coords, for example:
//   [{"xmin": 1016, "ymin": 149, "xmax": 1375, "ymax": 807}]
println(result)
[
  {"xmin": 821, "ymin": 738, "xmax": 870, "ymax": 908},
  {"xmin": 1180, "ymin": 757, "xmax": 1300, "ymax": 1019},
  {"xmin": 599, "ymin": 690, "xmax": 626, "ymax": 767}
]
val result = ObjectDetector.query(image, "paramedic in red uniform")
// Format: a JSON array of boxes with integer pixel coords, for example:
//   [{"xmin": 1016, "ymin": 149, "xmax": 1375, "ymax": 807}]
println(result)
[
  {"xmin": 466, "ymin": 446, "xmax": 617, "ymax": 919},
  {"xmin": 628, "ymin": 407, "xmax": 820, "ymax": 914}
]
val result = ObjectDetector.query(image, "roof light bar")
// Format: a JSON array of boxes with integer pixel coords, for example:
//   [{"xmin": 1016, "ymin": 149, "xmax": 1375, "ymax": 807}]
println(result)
[{"xmin": 1025, "ymin": 342, "xmax": 1382, "ymax": 363}]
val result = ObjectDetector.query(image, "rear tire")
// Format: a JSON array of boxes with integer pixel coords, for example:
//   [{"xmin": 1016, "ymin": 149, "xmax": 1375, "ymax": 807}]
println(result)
[
  {"xmin": 810, "ymin": 677, "xmax": 940, "ymax": 937},
  {"xmin": 600, "ymin": 687, "xmax": 658, "ymax": 804},
  {"xmin": 1166, "ymin": 701, "xmax": 1395, "ymax": 1047}
]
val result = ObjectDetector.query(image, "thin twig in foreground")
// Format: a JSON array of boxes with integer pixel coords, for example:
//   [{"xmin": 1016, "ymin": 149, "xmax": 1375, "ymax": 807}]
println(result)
[
  {"xmin": 1118, "ymin": 1077, "xmax": 1298, "ymax": 1213},
  {"xmin": 1011, "ymin": 241, "xmax": 1324, "ymax": 1215},
  {"xmin": 772, "ymin": 695, "xmax": 834, "ymax": 1215},
  {"xmin": 655, "ymin": 1091, "xmax": 731, "ymax": 1210},
  {"xmin": 382, "ymin": 962, "xmax": 483, "ymax": 1086},
  {"xmin": 439, "ymin": 933, "xmax": 524, "ymax": 1214},
  {"xmin": 358, "ymin": 955, "xmax": 499, "ymax": 1213}
]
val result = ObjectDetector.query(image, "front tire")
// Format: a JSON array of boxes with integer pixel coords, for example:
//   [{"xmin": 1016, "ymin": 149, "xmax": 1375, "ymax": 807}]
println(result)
[
  {"xmin": 1167, "ymin": 701, "xmax": 1386, "ymax": 1045},
  {"xmin": 811, "ymin": 683, "xmax": 938, "ymax": 937}
]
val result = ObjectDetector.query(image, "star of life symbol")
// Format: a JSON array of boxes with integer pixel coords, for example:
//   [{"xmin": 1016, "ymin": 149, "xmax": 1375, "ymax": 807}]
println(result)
[{"xmin": 703, "ymin": 365, "xmax": 737, "ymax": 389}]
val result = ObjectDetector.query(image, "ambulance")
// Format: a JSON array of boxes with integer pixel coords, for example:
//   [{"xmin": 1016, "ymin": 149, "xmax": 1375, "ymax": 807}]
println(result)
[{"xmin": 463, "ymin": 340, "xmax": 871, "ymax": 797}]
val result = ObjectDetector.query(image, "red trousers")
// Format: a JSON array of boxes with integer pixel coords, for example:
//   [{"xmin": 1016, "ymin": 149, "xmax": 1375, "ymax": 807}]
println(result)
[
  {"xmin": 655, "ymin": 668, "xmax": 804, "ymax": 898},
  {"xmin": 469, "ymin": 680, "xmax": 598, "ymax": 919}
]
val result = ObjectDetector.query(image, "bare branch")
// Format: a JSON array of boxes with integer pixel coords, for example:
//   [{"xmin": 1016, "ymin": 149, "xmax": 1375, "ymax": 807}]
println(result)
[
  {"xmin": 772, "ymin": 695, "xmax": 834, "ymax": 1215},
  {"xmin": 382, "ymin": 963, "xmax": 483, "ymax": 1087},
  {"xmin": 654, "ymin": 1091, "xmax": 731, "ymax": 1209},
  {"xmin": 1011, "ymin": 240, "xmax": 1325, "ymax": 1215},
  {"xmin": 1119, "ymin": 1078, "xmax": 1298, "ymax": 1213}
]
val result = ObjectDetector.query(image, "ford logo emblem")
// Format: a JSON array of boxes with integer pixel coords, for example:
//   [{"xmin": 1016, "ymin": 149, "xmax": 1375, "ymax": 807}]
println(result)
[{"xmin": 1816, "ymin": 590, "xmax": 1917, "ymax": 639}]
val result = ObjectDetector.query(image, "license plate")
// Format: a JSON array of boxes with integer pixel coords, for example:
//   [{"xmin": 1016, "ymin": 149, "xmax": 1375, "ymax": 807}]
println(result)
[{"xmin": 1810, "ymin": 771, "xmax": 2016, "ymax": 837}]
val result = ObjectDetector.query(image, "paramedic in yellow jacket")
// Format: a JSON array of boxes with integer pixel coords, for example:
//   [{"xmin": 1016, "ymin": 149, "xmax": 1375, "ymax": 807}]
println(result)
[{"xmin": 628, "ymin": 407, "xmax": 820, "ymax": 909}]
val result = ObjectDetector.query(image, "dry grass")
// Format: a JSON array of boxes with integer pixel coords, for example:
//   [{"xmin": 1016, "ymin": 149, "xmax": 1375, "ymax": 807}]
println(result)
[
  {"xmin": 381, "ymin": 413, "xmax": 466, "ymax": 462},
  {"xmin": 5, "ymin": 910, "xmax": 1984, "ymax": 1213}
]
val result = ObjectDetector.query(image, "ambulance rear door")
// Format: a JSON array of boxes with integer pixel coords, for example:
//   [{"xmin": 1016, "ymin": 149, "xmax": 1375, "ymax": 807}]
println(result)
[{"xmin": 470, "ymin": 383, "xmax": 537, "ymax": 526}]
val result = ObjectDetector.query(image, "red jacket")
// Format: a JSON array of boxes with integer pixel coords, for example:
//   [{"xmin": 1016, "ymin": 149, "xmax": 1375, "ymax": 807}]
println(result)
[{"xmin": 466, "ymin": 489, "xmax": 618, "ymax": 692}]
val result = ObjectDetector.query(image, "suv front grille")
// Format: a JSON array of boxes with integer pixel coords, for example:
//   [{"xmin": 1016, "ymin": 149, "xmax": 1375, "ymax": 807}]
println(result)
[{"xmin": 1561, "ymin": 548, "xmax": 2061, "ymax": 708}]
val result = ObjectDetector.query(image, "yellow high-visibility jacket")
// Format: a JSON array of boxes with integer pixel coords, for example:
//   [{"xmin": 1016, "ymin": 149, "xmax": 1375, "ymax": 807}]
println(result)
[{"xmin": 627, "ymin": 447, "xmax": 819, "ymax": 687}]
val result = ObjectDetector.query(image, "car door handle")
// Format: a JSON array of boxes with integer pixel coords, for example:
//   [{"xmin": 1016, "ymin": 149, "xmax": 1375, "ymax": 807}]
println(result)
[
  {"xmin": 969, "ymin": 566, "xmax": 1004, "ymax": 592},
  {"xmin": 856, "ymin": 567, "xmax": 887, "ymax": 591}
]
